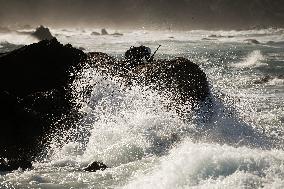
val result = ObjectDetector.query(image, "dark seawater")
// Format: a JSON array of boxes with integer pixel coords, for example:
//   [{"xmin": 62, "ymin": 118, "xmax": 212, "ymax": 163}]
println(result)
[{"xmin": 0, "ymin": 28, "xmax": 284, "ymax": 188}]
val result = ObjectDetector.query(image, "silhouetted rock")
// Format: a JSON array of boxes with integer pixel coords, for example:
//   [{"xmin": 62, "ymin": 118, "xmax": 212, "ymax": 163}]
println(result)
[
  {"xmin": 0, "ymin": 40, "xmax": 211, "ymax": 171},
  {"xmin": 84, "ymin": 161, "xmax": 108, "ymax": 172},
  {"xmin": 91, "ymin": 31, "xmax": 101, "ymax": 36},
  {"xmin": 208, "ymin": 34, "xmax": 221, "ymax": 38},
  {"xmin": 31, "ymin": 25, "xmax": 54, "ymax": 41},
  {"xmin": 138, "ymin": 57, "xmax": 210, "ymax": 105},
  {"xmin": 79, "ymin": 46, "xmax": 86, "ymax": 50},
  {"xmin": 101, "ymin": 28, "xmax": 108, "ymax": 35},
  {"xmin": 202, "ymin": 38, "xmax": 217, "ymax": 41},
  {"xmin": 0, "ymin": 38, "xmax": 87, "ymax": 166},
  {"xmin": 253, "ymin": 75, "xmax": 273, "ymax": 84},
  {"xmin": 244, "ymin": 39, "xmax": 260, "ymax": 44},
  {"xmin": 87, "ymin": 52, "xmax": 211, "ymax": 108},
  {"xmin": 124, "ymin": 45, "xmax": 152, "ymax": 66},
  {"xmin": 0, "ymin": 158, "xmax": 32, "ymax": 172}
]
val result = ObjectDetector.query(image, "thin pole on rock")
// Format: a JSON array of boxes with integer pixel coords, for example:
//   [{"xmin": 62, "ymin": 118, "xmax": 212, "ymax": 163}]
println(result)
[{"xmin": 149, "ymin": 45, "xmax": 161, "ymax": 62}]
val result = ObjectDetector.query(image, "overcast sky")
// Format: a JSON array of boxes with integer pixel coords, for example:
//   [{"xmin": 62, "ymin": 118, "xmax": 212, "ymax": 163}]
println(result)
[{"xmin": 0, "ymin": 0, "xmax": 284, "ymax": 29}]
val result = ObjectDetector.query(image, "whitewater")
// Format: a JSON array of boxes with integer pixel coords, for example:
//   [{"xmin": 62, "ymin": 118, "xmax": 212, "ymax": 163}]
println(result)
[{"xmin": 0, "ymin": 28, "xmax": 284, "ymax": 189}]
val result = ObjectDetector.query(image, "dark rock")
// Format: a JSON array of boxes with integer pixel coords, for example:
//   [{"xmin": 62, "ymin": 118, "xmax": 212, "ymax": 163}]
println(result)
[
  {"xmin": 0, "ymin": 38, "xmax": 87, "ymax": 165},
  {"xmin": 79, "ymin": 46, "xmax": 86, "ymax": 50},
  {"xmin": 0, "ymin": 158, "xmax": 32, "ymax": 172},
  {"xmin": 111, "ymin": 32, "xmax": 123, "ymax": 36},
  {"xmin": 21, "ymin": 24, "xmax": 33, "ymax": 30},
  {"xmin": 84, "ymin": 161, "xmax": 108, "ymax": 172},
  {"xmin": 101, "ymin": 28, "xmax": 108, "ymax": 35},
  {"xmin": 202, "ymin": 38, "xmax": 217, "ymax": 41},
  {"xmin": 137, "ymin": 57, "xmax": 210, "ymax": 105},
  {"xmin": 0, "ymin": 40, "xmax": 211, "ymax": 170},
  {"xmin": 253, "ymin": 75, "xmax": 273, "ymax": 84},
  {"xmin": 0, "ymin": 38, "xmax": 86, "ymax": 96},
  {"xmin": 266, "ymin": 41, "xmax": 275, "ymax": 44},
  {"xmin": 31, "ymin": 25, "xmax": 54, "ymax": 41},
  {"xmin": 208, "ymin": 34, "xmax": 221, "ymax": 38},
  {"xmin": 244, "ymin": 39, "xmax": 260, "ymax": 44},
  {"xmin": 87, "ymin": 53, "xmax": 211, "ymax": 108},
  {"xmin": 277, "ymin": 75, "xmax": 284, "ymax": 79},
  {"xmin": 124, "ymin": 45, "xmax": 152, "ymax": 66},
  {"xmin": 91, "ymin": 31, "xmax": 101, "ymax": 36},
  {"xmin": 85, "ymin": 53, "xmax": 212, "ymax": 119}
]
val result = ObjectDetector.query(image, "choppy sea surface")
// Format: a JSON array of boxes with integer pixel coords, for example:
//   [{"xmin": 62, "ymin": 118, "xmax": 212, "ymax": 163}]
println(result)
[{"xmin": 0, "ymin": 28, "xmax": 284, "ymax": 189}]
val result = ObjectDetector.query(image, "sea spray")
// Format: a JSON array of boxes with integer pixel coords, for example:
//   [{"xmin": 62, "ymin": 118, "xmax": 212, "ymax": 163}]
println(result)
[
  {"xmin": 1, "ymin": 28, "xmax": 284, "ymax": 189},
  {"xmin": 232, "ymin": 50, "xmax": 267, "ymax": 68}
]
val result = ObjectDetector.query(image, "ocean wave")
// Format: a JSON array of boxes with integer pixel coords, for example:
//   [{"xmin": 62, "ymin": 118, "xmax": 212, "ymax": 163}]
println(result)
[
  {"xmin": 44, "ymin": 66, "xmax": 279, "ymax": 172},
  {"xmin": 124, "ymin": 141, "xmax": 284, "ymax": 189},
  {"xmin": 232, "ymin": 50, "xmax": 267, "ymax": 68},
  {"xmin": 1, "ymin": 28, "xmax": 283, "ymax": 189},
  {"xmin": 253, "ymin": 75, "xmax": 284, "ymax": 86},
  {"xmin": 268, "ymin": 78, "xmax": 284, "ymax": 86},
  {"xmin": 0, "ymin": 33, "xmax": 37, "ymax": 45},
  {"xmin": 47, "ymin": 70, "xmax": 193, "ymax": 168}
]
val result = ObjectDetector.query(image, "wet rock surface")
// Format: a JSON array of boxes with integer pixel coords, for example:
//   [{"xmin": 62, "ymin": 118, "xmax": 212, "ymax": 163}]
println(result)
[
  {"xmin": 101, "ymin": 28, "xmax": 108, "ymax": 35},
  {"xmin": 31, "ymin": 25, "xmax": 54, "ymax": 41},
  {"xmin": 0, "ymin": 158, "xmax": 32, "ymax": 172},
  {"xmin": 0, "ymin": 38, "xmax": 86, "ymax": 166},
  {"xmin": 83, "ymin": 161, "xmax": 108, "ymax": 172},
  {"xmin": 0, "ymin": 39, "xmax": 210, "ymax": 171},
  {"xmin": 87, "ymin": 52, "xmax": 211, "ymax": 106}
]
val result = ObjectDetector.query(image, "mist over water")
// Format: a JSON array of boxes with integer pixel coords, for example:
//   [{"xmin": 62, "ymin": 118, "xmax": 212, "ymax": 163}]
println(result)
[{"xmin": 1, "ymin": 0, "xmax": 284, "ymax": 29}]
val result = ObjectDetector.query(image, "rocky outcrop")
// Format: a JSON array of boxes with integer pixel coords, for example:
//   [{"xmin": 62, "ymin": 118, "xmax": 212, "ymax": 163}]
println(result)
[
  {"xmin": 91, "ymin": 31, "xmax": 101, "ymax": 36},
  {"xmin": 0, "ymin": 38, "xmax": 87, "ymax": 167},
  {"xmin": 101, "ymin": 28, "xmax": 108, "ymax": 35},
  {"xmin": 253, "ymin": 75, "xmax": 273, "ymax": 84},
  {"xmin": 111, "ymin": 32, "xmax": 123, "ymax": 36},
  {"xmin": 83, "ymin": 161, "xmax": 108, "ymax": 172},
  {"xmin": 91, "ymin": 30, "xmax": 123, "ymax": 36},
  {"xmin": 31, "ymin": 25, "xmax": 54, "ymax": 41},
  {"xmin": 87, "ymin": 53, "xmax": 211, "ymax": 107},
  {"xmin": 244, "ymin": 39, "xmax": 260, "ymax": 44},
  {"xmin": 0, "ymin": 39, "xmax": 210, "ymax": 171},
  {"xmin": 0, "ymin": 158, "xmax": 32, "ymax": 172},
  {"xmin": 137, "ymin": 58, "xmax": 210, "ymax": 105}
]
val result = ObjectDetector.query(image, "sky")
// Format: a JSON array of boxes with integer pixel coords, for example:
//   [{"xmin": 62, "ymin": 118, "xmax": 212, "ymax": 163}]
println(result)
[{"xmin": 0, "ymin": 0, "xmax": 284, "ymax": 29}]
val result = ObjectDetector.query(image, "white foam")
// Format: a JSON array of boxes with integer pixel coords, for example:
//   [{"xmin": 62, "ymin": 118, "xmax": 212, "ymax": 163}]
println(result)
[
  {"xmin": 1, "ymin": 28, "xmax": 284, "ymax": 189},
  {"xmin": 124, "ymin": 141, "xmax": 284, "ymax": 189},
  {"xmin": 45, "ymin": 69, "xmax": 191, "ymax": 169},
  {"xmin": 232, "ymin": 50, "xmax": 267, "ymax": 68},
  {"xmin": 0, "ymin": 32, "xmax": 38, "ymax": 45},
  {"xmin": 268, "ymin": 78, "xmax": 284, "ymax": 86}
]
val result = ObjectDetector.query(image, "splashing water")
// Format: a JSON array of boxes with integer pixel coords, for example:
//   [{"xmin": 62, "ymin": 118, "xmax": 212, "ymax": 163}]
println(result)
[
  {"xmin": 1, "ymin": 28, "xmax": 284, "ymax": 189},
  {"xmin": 232, "ymin": 50, "xmax": 267, "ymax": 68}
]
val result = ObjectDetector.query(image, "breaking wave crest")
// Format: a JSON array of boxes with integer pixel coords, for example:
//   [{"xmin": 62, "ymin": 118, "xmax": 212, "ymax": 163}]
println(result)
[
  {"xmin": 232, "ymin": 50, "xmax": 267, "ymax": 68},
  {"xmin": 124, "ymin": 141, "xmax": 284, "ymax": 189},
  {"xmin": 35, "ymin": 66, "xmax": 282, "ymax": 189}
]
